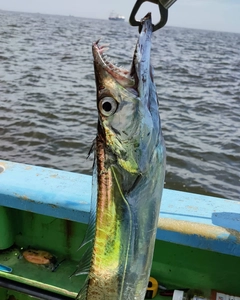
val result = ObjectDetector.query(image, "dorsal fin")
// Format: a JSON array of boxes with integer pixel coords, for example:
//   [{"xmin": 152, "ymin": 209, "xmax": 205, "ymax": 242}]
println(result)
[
  {"xmin": 75, "ymin": 277, "xmax": 89, "ymax": 300},
  {"xmin": 77, "ymin": 158, "xmax": 97, "ymax": 251},
  {"xmin": 71, "ymin": 157, "xmax": 97, "ymax": 280},
  {"xmin": 72, "ymin": 244, "xmax": 93, "ymax": 276}
]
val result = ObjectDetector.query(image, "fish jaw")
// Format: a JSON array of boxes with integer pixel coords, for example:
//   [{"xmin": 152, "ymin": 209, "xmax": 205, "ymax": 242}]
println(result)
[
  {"xmin": 92, "ymin": 15, "xmax": 159, "ymax": 176},
  {"xmin": 92, "ymin": 41, "xmax": 143, "ymax": 175},
  {"xmin": 92, "ymin": 41, "xmax": 135, "ymax": 89}
]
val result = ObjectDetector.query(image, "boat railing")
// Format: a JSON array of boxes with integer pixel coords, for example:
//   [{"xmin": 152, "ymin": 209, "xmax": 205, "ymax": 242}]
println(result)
[{"xmin": 0, "ymin": 159, "xmax": 239, "ymax": 257}]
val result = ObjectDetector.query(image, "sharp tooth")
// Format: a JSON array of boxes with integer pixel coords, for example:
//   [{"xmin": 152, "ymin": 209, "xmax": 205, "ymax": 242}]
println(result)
[
  {"xmin": 101, "ymin": 44, "xmax": 109, "ymax": 51},
  {"xmin": 100, "ymin": 47, "xmax": 109, "ymax": 53},
  {"xmin": 103, "ymin": 55, "xmax": 109, "ymax": 62},
  {"xmin": 98, "ymin": 44, "xmax": 109, "ymax": 55},
  {"xmin": 100, "ymin": 43, "xmax": 109, "ymax": 48}
]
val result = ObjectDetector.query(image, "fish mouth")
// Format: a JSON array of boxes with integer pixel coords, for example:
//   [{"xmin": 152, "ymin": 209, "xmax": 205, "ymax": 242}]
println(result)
[
  {"xmin": 92, "ymin": 40, "xmax": 136, "ymax": 89},
  {"xmin": 92, "ymin": 13, "xmax": 153, "ymax": 95}
]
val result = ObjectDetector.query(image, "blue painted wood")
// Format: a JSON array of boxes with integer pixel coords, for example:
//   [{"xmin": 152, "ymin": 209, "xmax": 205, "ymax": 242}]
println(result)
[{"xmin": 0, "ymin": 159, "xmax": 239, "ymax": 257}]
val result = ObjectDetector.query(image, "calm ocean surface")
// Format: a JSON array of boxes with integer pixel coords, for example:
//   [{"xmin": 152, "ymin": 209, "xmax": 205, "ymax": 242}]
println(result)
[{"xmin": 0, "ymin": 10, "xmax": 239, "ymax": 201}]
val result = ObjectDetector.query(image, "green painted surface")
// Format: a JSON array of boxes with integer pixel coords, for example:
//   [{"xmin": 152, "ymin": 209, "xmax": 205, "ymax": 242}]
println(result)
[
  {"xmin": 0, "ymin": 207, "xmax": 14, "ymax": 250},
  {"xmin": 0, "ymin": 208, "xmax": 240, "ymax": 299},
  {"xmin": 151, "ymin": 241, "xmax": 240, "ymax": 294}
]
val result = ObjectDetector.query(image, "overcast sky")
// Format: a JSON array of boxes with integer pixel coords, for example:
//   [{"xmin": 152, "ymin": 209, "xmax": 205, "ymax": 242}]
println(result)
[{"xmin": 0, "ymin": 0, "xmax": 240, "ymax": 33}]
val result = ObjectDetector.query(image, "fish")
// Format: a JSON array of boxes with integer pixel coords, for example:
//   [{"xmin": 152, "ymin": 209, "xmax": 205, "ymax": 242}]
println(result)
[{"xmin": 74, "ymin": 13, "xmax": 166, "ymax": 300}]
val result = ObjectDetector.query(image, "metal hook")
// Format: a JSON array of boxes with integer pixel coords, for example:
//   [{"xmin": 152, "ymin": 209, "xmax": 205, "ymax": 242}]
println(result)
[{"xmin": 129, "ymin": 0, "xmax": 168, "ymax": 32}]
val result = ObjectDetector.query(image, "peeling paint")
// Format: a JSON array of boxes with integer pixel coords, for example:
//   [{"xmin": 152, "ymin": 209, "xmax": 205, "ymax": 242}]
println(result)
[
  {"xmin": 24, "ymin": 166, "xmax": 32, "ymax": 170},
  {"xmin": 0, "ymin": 165, "xmax": 5, "ymax": 174},
  {"xmin": 50, "ymin": 204, "xmax": 57, "ymax": 209},
  {"xmin": 158, "ymin": 218, "xmax": 240, "ymax": 243},
  {"xmin": 186, "ymin": 205, "xmax": 199, "ymax": 211},
  {"xmin": 50, "ymin": 174, "xmax": 58, "ymax": 178},
  {"xmin": 65, "ymin": 219, "xmax": 73, "ymax": 249},
  {"xmin": 0, "ymin": 161, "xmax": 8, "ymax": 171},
  {"xmin": 13, "ymin": 193, "xmax": 29, "ymax": 201}
]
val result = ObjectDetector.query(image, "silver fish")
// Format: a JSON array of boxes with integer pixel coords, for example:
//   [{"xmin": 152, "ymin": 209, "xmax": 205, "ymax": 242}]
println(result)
[{"xmin": 75, "ymin": 13, "xmax": 166, "ymax": 300}]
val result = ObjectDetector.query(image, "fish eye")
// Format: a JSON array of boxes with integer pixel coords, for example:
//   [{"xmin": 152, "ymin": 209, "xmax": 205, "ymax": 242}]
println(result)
[{"xmin": 99, "ymin": 97, "xmax": 118, "ymax": 117}]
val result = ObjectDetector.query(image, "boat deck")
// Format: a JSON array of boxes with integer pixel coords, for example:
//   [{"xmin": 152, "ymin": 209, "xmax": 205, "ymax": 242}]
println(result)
[{"xmin": 0, "ymin": 160, "xmax": 239, "ymax": 299}]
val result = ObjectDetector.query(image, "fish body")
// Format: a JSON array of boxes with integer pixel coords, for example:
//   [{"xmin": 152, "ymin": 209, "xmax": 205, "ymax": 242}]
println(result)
[{"xmin": 76, "ymin": 13, "xmax": 166, "ymax": 300}]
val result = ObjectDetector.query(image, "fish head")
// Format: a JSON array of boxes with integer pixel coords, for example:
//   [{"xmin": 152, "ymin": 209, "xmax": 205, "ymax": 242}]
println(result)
[{"xmin": 92, "ymin": 14, "xmax": 162, "ymax": 175}]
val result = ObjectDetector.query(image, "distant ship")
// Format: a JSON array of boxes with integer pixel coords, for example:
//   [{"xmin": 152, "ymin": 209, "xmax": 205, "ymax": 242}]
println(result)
[{"xmin": 109, "ymin": 11, "xmax": 125, "ymax": 21}]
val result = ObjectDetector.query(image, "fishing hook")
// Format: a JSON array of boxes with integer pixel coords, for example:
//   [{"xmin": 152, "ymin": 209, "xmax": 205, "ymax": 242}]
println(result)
[
  {"xmin": 129, "ymin": 0, "xmax": 177, "ymax": 32},
  {"xmin": 129, "ymin": 0, "xmax": 167, "ymax": 32}
]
